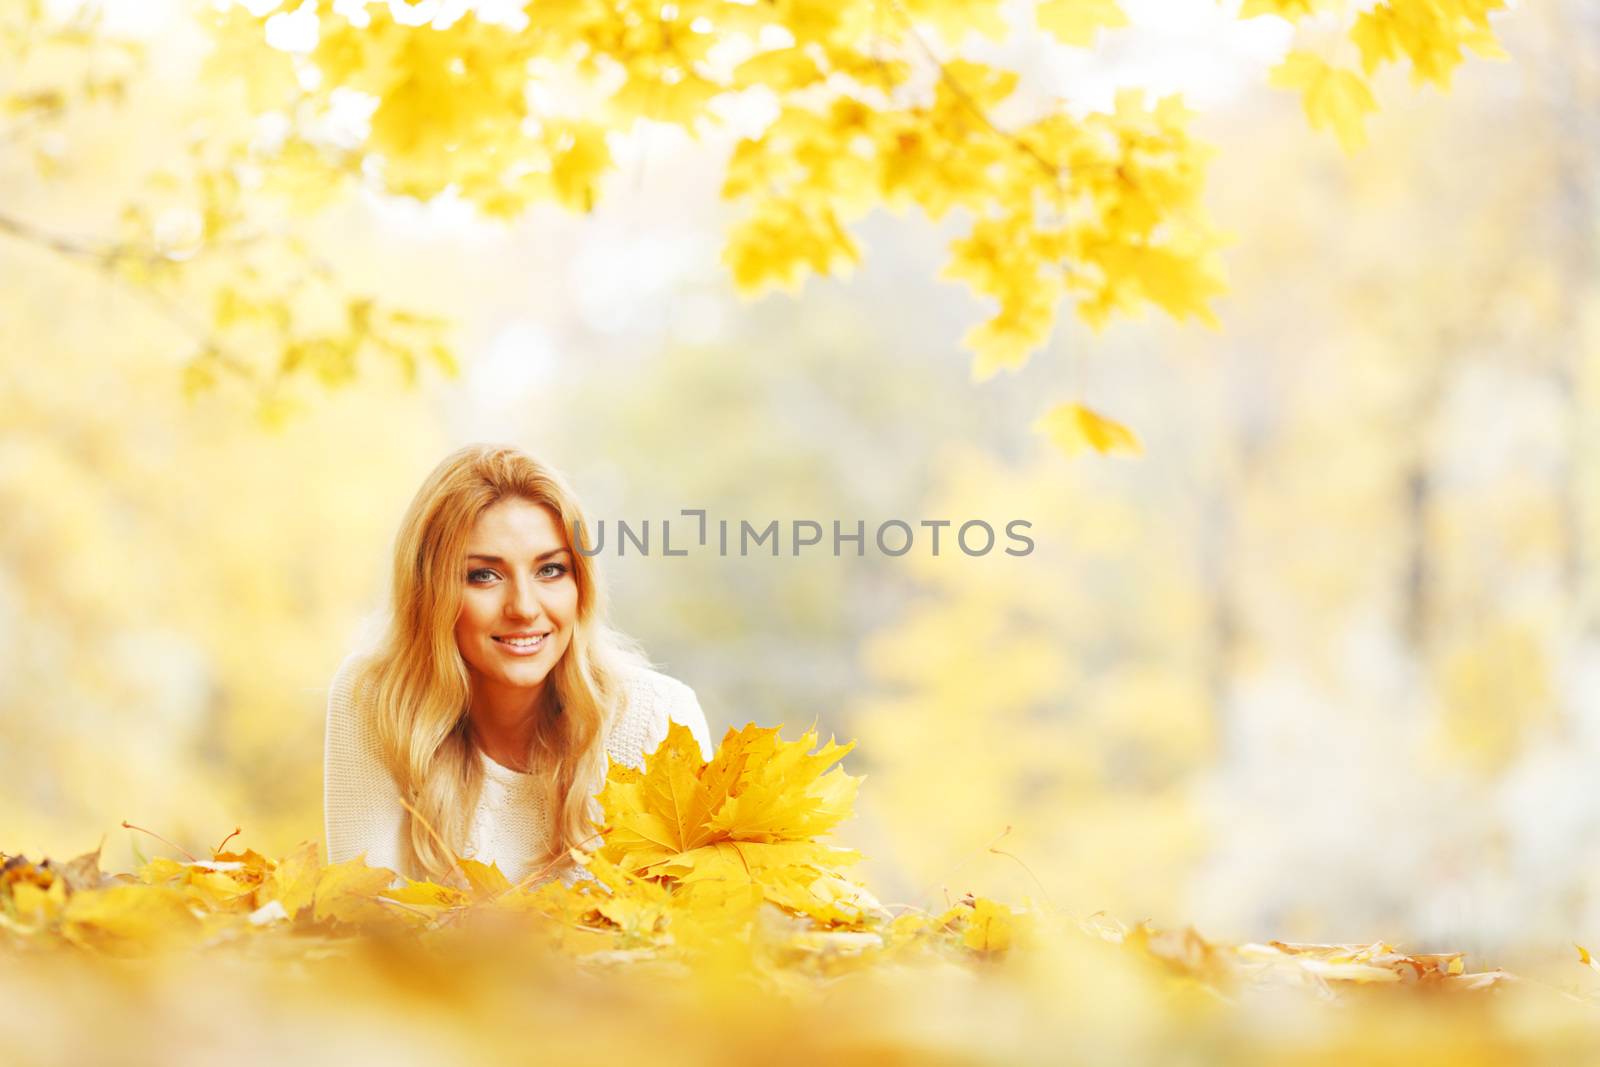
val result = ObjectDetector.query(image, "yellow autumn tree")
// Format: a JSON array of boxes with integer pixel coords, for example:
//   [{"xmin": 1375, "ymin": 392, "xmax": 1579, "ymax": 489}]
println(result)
[{"xmin": 3, "ymin": 0, "xmax": 1511, "ymax": 439}]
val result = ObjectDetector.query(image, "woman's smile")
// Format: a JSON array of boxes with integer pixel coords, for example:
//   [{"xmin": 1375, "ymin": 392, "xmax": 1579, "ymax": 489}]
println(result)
[{"xmin": 494, "ymin": 631, "xmax": 550, "ymax": 655}]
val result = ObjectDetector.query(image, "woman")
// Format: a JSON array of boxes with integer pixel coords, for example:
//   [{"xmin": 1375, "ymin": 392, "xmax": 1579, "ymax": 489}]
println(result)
[{"xmin": 324, "ymin": 443, "xmax": 713, "ymax": 886}]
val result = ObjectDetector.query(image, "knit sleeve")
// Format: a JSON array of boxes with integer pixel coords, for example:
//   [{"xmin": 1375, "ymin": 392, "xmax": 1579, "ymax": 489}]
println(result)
[
  {"xmin": 323, "ymin": 651, "xmax": 407, "ymax": 877},
  {"xmin": 604, "ymin": 667, "xmax": 715, "ymax": 769}
]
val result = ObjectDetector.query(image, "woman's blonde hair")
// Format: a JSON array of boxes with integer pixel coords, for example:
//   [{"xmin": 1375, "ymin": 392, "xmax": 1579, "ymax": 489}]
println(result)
[{"xmin": 352, "ymin": 443, "xmax": 650, "ymax": 882}]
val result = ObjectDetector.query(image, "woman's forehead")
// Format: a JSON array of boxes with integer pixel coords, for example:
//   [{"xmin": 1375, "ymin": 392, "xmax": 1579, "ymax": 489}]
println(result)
[{"xmin": 466, "ymin": 497, "xmax": 567, "ymax": 553}]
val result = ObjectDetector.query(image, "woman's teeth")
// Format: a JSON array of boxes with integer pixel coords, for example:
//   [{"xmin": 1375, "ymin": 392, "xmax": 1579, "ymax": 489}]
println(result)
[{"xmin": 496, "ymin": 634, "xmax": 547, "ymax": 651}]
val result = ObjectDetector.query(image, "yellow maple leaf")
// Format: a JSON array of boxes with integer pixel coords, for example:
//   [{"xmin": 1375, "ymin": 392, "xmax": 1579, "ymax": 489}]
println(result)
[
  {"xmin": 597, "ymin": 721, "xmax": 869, "ymax": 923},
  {"xmin": 1350, "ymin": 6, "xmax": 1403, "ymax": 75},
  {"xmin": 60, "ymin": 885, "xmax": 202, "ymax": 956},
  {"xmin": 1033, "ymin": 402, "xmax": 1143, "ymax": 458},
  {"xmin": 311, "ymin": 857, "xmax": 398, "ymax": 926},
  {"xmin": 544, "ymin": 120, "xmax": 611, "ymax": 214},
  {"xmin": 1348, "ymin": 0, "xmax": 1510, "ymax": 91},
  {"xmin": 599, "ymin": 721, "xmax": 718, "ymax": 870},
  {"xmin": 382, "ymin": 879, "xmax": 468, "ymax": 911},
  {"xmin": 732, "ymin": 47, "xmax": 827, "ymax": 92},
  {"xmin": 139, "ymin": 852, "xmax": 269, "ymax": 913},
  {"xmin": 762, "ymin": 867, "xmax": 886, "ymax": 927},
  {"xmin": 962, "ymin": 281, "xmax": 1060, "ymax": 383},
  {"xmin": 963, "ymin": 898, "xmax": 1017, "ymax": 954},
  {"xmin": 457, "ymin": 858, "xmax": 512, "ymax": 900},
  {"xmin": 262, "ymin": 840, "xmax": 321, "ymax": 919},
  {"xmin": 704, "ymin": 723, "xmax": 858, "ymax": 842},
  {"xmin": 723, "ymin": 197, "xmax": 862, "ymax": 295},
  {"xmin": 1239, "ymin": 0, "xmax": 1328, "ymax": 19},
  {"xmin": 10, "ymin": 878, "xmax": 67, "ymax": 927},
  {"xmin": 1268, "ymin": 51, "xmax": 1378, "ymax": 154},
  {"xmin": 1036, "ymin": 0, "xmax": 1128, "ymax": 46}
]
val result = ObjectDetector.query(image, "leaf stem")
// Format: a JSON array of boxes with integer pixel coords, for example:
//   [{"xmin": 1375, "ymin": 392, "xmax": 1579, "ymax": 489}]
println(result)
[{"xmin": 120, "ymin": 820, "xmax": 197, "ymax": 863}]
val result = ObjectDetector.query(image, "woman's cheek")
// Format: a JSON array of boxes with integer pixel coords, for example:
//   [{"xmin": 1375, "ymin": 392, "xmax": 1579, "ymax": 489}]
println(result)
[{"xmin": 458, "ymin": 594, "xmax": 490, "ymax": 638}]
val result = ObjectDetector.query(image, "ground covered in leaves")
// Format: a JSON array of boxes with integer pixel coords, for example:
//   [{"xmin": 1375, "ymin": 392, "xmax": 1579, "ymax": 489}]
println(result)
[{"xmin": 6, "ymin": 723, "xmax": 1600, "ymax": 1065}]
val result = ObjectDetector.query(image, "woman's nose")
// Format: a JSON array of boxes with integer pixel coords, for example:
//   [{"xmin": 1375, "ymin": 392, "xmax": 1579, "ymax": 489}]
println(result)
[{"xmin": 505, "ymin": 576, "xmax": 544, "ymax": 621}]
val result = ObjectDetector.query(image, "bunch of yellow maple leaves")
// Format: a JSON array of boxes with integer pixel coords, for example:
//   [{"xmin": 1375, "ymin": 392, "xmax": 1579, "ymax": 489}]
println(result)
[{"xmin": 5, "ymin": 723, "xmax": 1600, "ymax": 1065}]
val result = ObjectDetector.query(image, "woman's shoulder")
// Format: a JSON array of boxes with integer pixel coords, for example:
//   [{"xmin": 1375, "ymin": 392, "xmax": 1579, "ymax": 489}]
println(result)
[
  {"xmin": 619, "ymin": 662, "xmax": 696, "ymax": 708},
  {"xmin": 329, "ymin": 649, "xmax": 378, "ymax": 711},
  {"xmin": 606, "ymin": 662, "xmax": 713, "ymax": 767},
  {"xmin": 330, "ymin": 647, "xmax": 371, "ymax": 689},
  {"xmin": 326, "ymin": 649, "xmax": 386, "ymax": 749}
]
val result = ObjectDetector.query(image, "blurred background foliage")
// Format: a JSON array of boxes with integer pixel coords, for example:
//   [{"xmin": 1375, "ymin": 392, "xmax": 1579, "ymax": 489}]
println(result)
[{"xmin": 3, "ymin": 0, "xmax": 1597, "ymax": 962}]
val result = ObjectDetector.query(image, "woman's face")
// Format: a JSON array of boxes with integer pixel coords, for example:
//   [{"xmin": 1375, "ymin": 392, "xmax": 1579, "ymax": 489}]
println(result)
[{"xmin": 454, "ymin": 497, "xmax": 579, "ymax": 698}]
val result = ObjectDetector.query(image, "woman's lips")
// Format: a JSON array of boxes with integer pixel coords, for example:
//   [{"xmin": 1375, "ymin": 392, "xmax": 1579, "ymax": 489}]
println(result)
[{"xmin": 493, "ymin": 633, "xmax": 547, "ymax": 656}]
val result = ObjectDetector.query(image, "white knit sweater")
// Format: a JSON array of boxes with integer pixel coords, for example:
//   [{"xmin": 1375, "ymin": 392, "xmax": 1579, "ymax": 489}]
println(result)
[{"xmin": 323, "ymin": 651, "xmax": 713, "ymax": 885}]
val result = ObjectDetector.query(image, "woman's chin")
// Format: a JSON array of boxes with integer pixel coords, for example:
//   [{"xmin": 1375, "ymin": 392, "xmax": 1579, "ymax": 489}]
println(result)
[
  {"xmin": 466, "ymin": 638, "xmax": 566, "ymax": 688},
  {"xmin": 498, "ymin": 662, "xmax": 552, "ymax": 686}
]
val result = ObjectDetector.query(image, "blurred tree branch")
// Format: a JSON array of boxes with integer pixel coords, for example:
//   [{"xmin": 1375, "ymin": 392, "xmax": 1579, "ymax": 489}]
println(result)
[{"xmin": 0, "ymin": 2, "xmax": 459, "ymax": 422}]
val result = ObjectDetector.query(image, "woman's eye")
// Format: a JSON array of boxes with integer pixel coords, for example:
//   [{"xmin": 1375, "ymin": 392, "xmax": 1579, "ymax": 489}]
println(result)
[{"xmin": 468, "ymin": 564, "xmax": 562, "ymax": 582}]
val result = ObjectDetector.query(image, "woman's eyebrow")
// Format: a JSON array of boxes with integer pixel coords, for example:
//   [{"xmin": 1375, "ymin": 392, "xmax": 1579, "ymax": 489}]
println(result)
[{"xmin": 467, "ymin": 548, "xmax": 572, "ymax": 563}]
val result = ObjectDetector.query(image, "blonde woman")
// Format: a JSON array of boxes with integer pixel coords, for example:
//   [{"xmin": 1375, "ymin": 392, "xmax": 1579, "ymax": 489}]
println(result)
[{"xmin": 324, "ymin": 444, "xmax": 713, "ymax": 886}]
